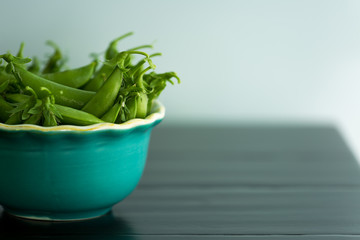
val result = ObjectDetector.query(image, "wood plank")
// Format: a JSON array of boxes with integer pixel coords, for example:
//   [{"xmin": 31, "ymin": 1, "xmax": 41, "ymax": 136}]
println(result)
[
  {"xmin": 108, "ymin": 188, "xmax": 360, "ymax": 235},
  {"xmin": 142, "ymin": 125, "xmax": 360, "ymax": 188},
  {"xmin": 2, "ymin": 189, "xmax": 360, "ymax": 236},
  {"xmin": 4, "ymin": 235, "xmax": 360, "ymax": 240},
  {"xmin": 149, "ymin": 125, "xmax": 352, "ymax": 153},
  {"xmin": 124, "ymin": 236, "xmax": 360, "ymax": 240},
  {"xmin": 140, "ymin": 149, "xmax": 360, "ymax": 187},
  {"xmin": 2, "ymin": 234, "xmax": 360, "ymax": 240}
]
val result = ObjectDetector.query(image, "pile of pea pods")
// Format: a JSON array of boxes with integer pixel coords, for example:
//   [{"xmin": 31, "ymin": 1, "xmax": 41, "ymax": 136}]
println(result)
[{"xmin": 0, "ymin": 32, "xmax": 180, "ymax": 126}]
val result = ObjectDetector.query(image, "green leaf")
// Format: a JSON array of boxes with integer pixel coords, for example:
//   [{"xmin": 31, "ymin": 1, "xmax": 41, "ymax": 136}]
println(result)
[
  {"xmin": 12, "ymin": 56, "xmax": 31, "ymax": 65},
  {"xmin": 49, "ymin": 104, "xmax": 62, "ymax": 119},
  {"xmin": 5, "ymin": 62, "xmax": 14, "ymax": 73},
  {"xmin": 28, "ymin": 100, "xmax": 43, "ymax": 114},
  {"xmin": 0, "ymin": 80, "xmax": 9, "ymax": 93}
]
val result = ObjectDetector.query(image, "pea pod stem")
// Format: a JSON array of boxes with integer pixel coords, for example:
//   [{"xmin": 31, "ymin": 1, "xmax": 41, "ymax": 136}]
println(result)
[
  {"xmin": 105, "ymin": 32, "xmax": 134, "ymax": 60},
  {"xmin": 126, "ymin": 59, "xmax": 146, "ymax": 81},
  {"xmin": 127, "ymin": 44, "xmax": 153, "ymax": 51},
  {"xmin": 16, "ymin": 42, "xmax": 25, "ymax": 58},
  {"xmin": 42, "ymin": 41, "xmax": 63, "ymax": 74}
]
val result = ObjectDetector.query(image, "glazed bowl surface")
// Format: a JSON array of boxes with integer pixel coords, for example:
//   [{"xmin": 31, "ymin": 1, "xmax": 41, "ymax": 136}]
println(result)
[{"xmin": 0, "ymin": 101, "xmax": 165, "ymax": 221}]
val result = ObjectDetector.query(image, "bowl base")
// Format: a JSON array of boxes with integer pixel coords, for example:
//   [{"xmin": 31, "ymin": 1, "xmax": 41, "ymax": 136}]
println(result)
[{"xmin": 4, "ymin": 207, "xmax": 111, "ymax": 222}]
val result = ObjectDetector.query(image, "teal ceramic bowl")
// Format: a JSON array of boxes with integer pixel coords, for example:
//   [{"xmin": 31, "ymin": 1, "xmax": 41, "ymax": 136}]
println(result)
[{"xmin": 0, "ymin": 101, "xmax": 165, "ymax": 221}]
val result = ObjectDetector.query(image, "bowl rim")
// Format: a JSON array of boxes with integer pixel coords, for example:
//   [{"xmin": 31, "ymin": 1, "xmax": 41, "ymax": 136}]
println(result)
[{"xmin": 0, "ymin": 100, "xmax": 165, "ymax": 132}]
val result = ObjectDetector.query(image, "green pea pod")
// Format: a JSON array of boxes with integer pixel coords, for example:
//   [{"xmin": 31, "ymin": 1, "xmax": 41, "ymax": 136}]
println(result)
[
  {"xmin": 83, "ymin": 53, "xmax": 126, "ymax": 91},
  {"xmin": 42, "ymin": 61, "xmax": 96, "ymax": 88},
  {"xmin": 4, "ymin": 93, "xmax": 28, "ymax": 103},
  {"xmin": 135, "ymin": 92, "xmax": 148, "ymax": 118},
  {"xmin": 115, "ymin": 104, "xmax": 125, "ymax": 124},
  {"xmin": 0, "ymin": 70, "xmax": 16, "ymax": 85},
  {"xmin": 0, "ymin": 96, "xmax": 14, "ymax": 122},
  {"xmin": 122, "ymin": 92, "xmax": 147, "ymax": 120},
  {"xmin": 3, "ymin": 60, "xmax": 95, "ymax": 109},
  {"xmin": 55, "ymin": 104, "xmax": 104, "ymax": 126},
  {"xmin": 82, "ymin": 65, "xmax": 123, "ymax": 117},
  {"xmin": 101, "ymin": 102, "xmax": 122, "ymax": 123},
  {"xmin": 125, "ymin": 96, "xmax": 137, "ymax": 121}
]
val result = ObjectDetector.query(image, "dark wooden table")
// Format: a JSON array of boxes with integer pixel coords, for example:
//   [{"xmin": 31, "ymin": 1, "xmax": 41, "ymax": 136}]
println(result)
[{"xmin": 2, "ymin": 124, "xmax": 360, "ymax": 239}]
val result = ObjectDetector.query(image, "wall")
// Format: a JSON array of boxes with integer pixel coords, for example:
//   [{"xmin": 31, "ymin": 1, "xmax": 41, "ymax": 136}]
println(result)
[{"xmin": 2, "ymin": 0, "xmax": 360, "ymax": 160}]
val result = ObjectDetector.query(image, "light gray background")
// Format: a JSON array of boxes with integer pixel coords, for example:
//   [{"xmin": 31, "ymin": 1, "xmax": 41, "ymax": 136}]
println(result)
[{"xmin": 2, "ymin": 0, "xmax": 360, "ymax": 160}]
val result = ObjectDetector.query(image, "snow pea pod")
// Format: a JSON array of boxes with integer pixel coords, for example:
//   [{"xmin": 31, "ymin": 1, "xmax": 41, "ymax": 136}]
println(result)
[
  {"xmin": 4, "ymin": 93, "xmax": 28, "ymax": 103},
  {"xmin": 135, "ymin": 92, "xmax": 148, "ymax": 118},
  {"xmin": 1, "ymin": 57, "xmax": 95, "ymax": 109},
  {"xmin": 101, "ymin": 97, "xmax": 122, "ymax": 123},
  {"xmin": 42, "ymin": 61, "xmax": 96, "ymax": 88},
  {"xmin": 82, "ymin": 65, "xmax": 123, "ymax": 117},
  {"xmin": 55, "ymin": 104, "xmax": 104, "ymax": 126},
  {"xmin": 83, "ymin": 52, "xmax": 126, "ymax": 91},
  {"xmin": 125, "ymin": 95, "xmax": 138, "ymax": 121},
  {"xmin": 0, "ymin": 68, "xmax": 16, "ymax": 85}
]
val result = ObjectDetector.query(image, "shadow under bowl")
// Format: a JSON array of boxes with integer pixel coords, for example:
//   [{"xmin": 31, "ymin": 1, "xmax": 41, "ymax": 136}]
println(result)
[{"xmin": 0, "ymin": 101, "xmax": 165, "ymax": 221}]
